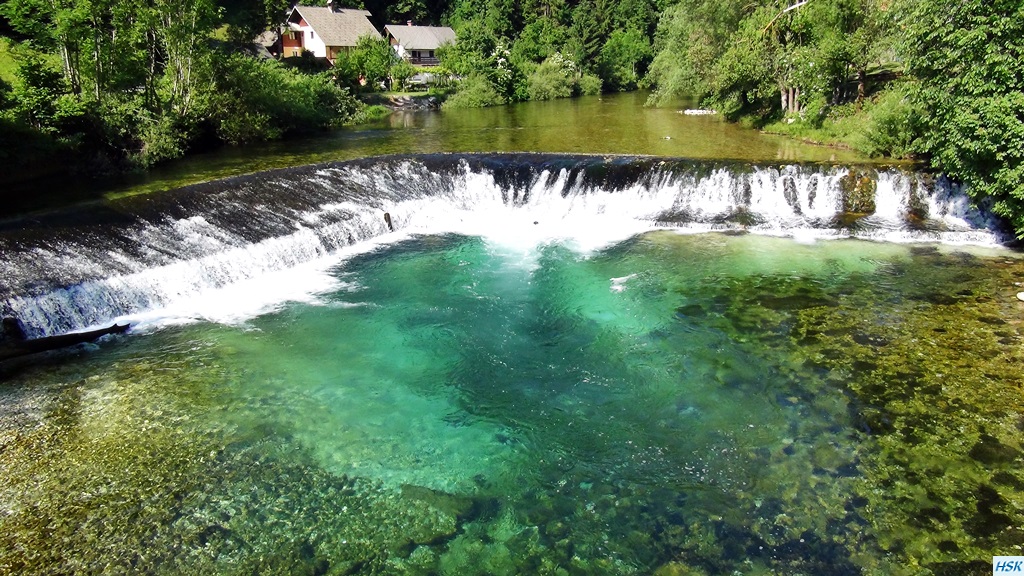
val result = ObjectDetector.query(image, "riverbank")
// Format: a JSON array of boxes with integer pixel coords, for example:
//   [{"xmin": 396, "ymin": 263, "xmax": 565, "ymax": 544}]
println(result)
[
  {"xmin": 744, "ymin": 88, "xmax": 920, "ymax": 162},
  {"xmin": 360, "ymin": 92, "xmax": 445, "ymax": 111}
]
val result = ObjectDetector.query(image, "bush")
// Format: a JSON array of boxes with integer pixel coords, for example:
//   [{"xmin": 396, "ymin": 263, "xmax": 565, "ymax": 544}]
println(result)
[
  {"xmin": 798, "ymin": 92, "xmax": 829, "ymax": 129},
  {"xmin": 139, "ymin": 114, "xmax": 189, "ymax": 166},
  {"xmin": 212, "ymin": 55, "xmax": 360, "ymax": 144},
  {"xmin": 852, "ymin": 85, "xmax": 923, "ymax": 159},
  {"xmin": 390, "ymin": 60, "xmax": 417, "ymax": 91},
  {"xmin": 351, "ymin": 104, "xmax": 391, "ymax": 124},
  {"xmin": 576, "ymin": 73, "xmax": 603, "ymax": 96},
  {"xmin": 442, "ymin": 74, "xmax": 505, "ymax": 108},
  {"xmin": 527, "ymin": 57, "xmax": 573, "ymax": 100}
]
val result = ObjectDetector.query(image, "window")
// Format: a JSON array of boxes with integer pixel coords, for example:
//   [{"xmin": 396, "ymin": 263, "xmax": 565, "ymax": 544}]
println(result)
[{"xmin": 309, "ymin": 30, "xmax": 313, "ymax": 39}]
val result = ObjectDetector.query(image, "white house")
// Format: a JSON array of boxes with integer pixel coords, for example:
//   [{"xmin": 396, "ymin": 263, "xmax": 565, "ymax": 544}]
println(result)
[
  {"xmin": 384, "ymin": 23, "xmax": 456, "ymax": 66},
  {"xmin": 282, "ymin": 4, "xmax": 381, "ymax": 63}
]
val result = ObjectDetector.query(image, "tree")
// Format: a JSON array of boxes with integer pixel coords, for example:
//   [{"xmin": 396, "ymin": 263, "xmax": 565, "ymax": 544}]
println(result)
[
  {"xmin": 10, "ymin": 52, "xmax": 86, "ymax": 135},
  {"xmin": 901, "ymin": 0, "xmax": 1024, "ymax": 236},
  {"xmin": 565, "ymin": 0, "xmax": 608, "ymax": 71},
  {"xmin": 644, "ymin": 0, "xmax": 746, "ymax": 103},
  {"xmin": 598, "ymin": 27, "xmax": 651, "ymax": 91},
  {"xmin": 350, "ymin": 35, "xmax": 396, "ymax": 89},
  {"xmin": 386, "ymin": 0, "xmax": 429, "ymax": 24},
  {"xmin": 390, "ymin": 59, "xmax": 417, "ymax": 91},
  {"xmin": 510, "ymin": 17, "xmax": 565, "ymax": 64},
  {"xmin": 212, "ymin": 55, "xmax": 359, "ymax": 144},
  {"xmin": 438, "ymin": 18, "xmax": 498, "ymax": 77},
  {"xmin": 152, "ymin": 0, "xmax": 220, "ymax": 115}
]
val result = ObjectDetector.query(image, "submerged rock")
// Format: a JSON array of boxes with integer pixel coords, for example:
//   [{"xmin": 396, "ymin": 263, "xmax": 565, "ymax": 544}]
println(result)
[{"xmin": 400, "ymin": 484, "xmax": 475, "ymax": 521}]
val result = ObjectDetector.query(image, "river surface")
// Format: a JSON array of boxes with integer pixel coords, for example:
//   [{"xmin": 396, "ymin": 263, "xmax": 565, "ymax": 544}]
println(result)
[
  {"xmin": 0, "ymin": 95, "xmax": 1021, "ymax": 576},
  {"xmin": 106, "ymin": 92, "xmax": 866, "ymax": 199}
]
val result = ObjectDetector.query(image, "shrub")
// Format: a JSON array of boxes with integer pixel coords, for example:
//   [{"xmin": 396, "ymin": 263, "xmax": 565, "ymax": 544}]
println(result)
[
  {"xmin": 527, "ymin": 57, "xmax": 573, "ymax": 100},
  {"xmin": 442, "ymin": 74, "xmax": 505, "ymax": 108},
  {"xmin": 852, "ymin": 85, "xmax": 923, "ymax": 159},
  {"xmin": 139, "ymin": 114, "xmax": 189, "ymax": 166},
  {"xmin": 390, "ymin": 60, "xmax": 417, "ymax": 91},
  {"xmin": 212, "ymin": 55, "xmax": 360, "ymax": 144},
  {"xmin": 576, "ymin": 73, "xmax": 603, "ymax": 96},
  {"xmin": 351, "ymin": 104, "xmax": 391, "ymax": 123}
]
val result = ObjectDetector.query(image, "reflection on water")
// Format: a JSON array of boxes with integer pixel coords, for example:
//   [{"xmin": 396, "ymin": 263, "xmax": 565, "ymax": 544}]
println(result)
[
  {"xmin": 2, "ymin": 232, "xmax": 1022, "ymax": 575},
  {"xmin": 107, "ymin": 92, "xmax": 869, "ymax": 200}
]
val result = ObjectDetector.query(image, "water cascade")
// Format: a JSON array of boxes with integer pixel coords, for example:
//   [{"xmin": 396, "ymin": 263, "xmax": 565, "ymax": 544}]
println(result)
[{"xmin": 0, "ymin": 153, "xmax": 1007, "ymax": 338}]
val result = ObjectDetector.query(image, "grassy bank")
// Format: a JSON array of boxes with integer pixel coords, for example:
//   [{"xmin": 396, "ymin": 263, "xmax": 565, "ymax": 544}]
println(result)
[{"xmin": 755, "ymin": 85, "xmax": 922, "ymax": 161}]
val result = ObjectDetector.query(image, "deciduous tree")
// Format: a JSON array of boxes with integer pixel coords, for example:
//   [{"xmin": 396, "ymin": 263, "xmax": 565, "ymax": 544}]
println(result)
[{"xmin": 901, "ymin": 0, "xmax": 1024, "ymax": 235}]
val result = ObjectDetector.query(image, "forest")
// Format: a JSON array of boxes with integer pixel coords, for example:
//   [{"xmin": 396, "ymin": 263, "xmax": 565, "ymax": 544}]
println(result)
[{"xmin": 0, "ymin": 0, "xmax": 1021, "ymax": 235}]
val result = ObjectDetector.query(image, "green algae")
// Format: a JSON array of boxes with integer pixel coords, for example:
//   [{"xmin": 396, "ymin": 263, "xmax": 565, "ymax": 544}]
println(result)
[
  {"xmin": 786, "ymin": 251, "xmax": 1024, "ymax": 572},
  {"xmin": 0, "ymin": 338, "xmax": 471, "ymax": 575}
]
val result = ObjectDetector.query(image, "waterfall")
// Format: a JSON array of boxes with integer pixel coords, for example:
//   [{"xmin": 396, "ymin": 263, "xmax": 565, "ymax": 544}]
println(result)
[{"xmin": 0, "ymin": 154, "xmax": 1009, "ymax": 338}]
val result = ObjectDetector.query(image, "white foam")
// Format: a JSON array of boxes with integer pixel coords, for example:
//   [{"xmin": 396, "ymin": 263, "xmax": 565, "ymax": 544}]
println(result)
[
  {"xmin": 610, "ymin": 274, "xmax": 638, "ymax": 292},
  {"xmin": 4, "ymin": 160, "xmax": 1011, "ymax": 338}
]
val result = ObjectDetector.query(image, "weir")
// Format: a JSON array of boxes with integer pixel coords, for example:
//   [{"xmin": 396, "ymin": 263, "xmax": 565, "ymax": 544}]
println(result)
[{"xmin": 0, "ymin": 153, "xmax": 1008, "ymax": 339}]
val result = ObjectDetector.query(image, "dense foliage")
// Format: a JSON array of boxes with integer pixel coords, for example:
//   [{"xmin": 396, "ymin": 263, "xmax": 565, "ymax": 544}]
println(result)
[
  {"xmin": 435, "ymin": 0, "xmax": 655, "ymax": 108},
  {"xmin": 900, "ymin": 0, "xmax": 1024, "ymax": 234},
  {"xmin": 1, "ymin": 0, "xmax": 1021, "ymax": 235},
  {"xmin": 637, "ymin": 0, "xmax": 1024, "ymax": 236},
  {"xmin": 0, "ymin": 0, "xmax": 361, "ymax": 176}
]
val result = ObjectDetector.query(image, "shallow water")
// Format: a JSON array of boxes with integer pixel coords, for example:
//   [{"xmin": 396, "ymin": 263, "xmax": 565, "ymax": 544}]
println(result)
[{"xmin": 2, "ymin": 232, "xmax": 1022, "ymax": 575}]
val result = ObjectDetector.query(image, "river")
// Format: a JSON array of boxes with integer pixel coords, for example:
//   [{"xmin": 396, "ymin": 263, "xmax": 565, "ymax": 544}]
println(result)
[
  {"xmin": 0, "ymin": 94, "xmax": 1020, "ymax": 576},
  {"xmin": 23, "ymin": 92, "xmax": 865, "ymax": 206}
]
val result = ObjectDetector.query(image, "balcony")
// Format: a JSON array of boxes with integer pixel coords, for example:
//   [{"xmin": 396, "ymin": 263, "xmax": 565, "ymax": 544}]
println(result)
[{"xmin": 407, "ymin": 56, "xmax": 440, "ymax": 66}]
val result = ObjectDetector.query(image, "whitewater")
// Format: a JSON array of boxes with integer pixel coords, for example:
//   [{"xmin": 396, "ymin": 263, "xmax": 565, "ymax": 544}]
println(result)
[{"xmin": 0, "ymin": 154, "xmax": 1010, "ymax": 338}]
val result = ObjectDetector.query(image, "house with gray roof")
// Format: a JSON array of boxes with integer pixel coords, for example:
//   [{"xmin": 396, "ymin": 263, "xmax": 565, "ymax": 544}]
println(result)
[
  {"xmin": 282, "ymin": 4, "xmax": 381, "ymax": 63},
  {"xmin": 384, "ymin": 23, "xmax": 456, "ymax": 66}
]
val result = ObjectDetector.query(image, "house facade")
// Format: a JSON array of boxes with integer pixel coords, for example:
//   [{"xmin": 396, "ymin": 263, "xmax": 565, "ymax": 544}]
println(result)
[
  {"xmin": 282, "ymin": 5, "xmax": 381, "ymax": 63},
  {"xmin": 384, "ymin": 24, "xmax": 456, "ymax": 66}
]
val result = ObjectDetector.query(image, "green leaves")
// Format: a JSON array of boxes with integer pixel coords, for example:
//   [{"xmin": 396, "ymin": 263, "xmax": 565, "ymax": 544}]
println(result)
[
  {"xmin": 903, "ymin": 0, "xmax": 1024, "ymax": 236},
  {"xmin": 212, "ymin": 55, "xmax": 359, "ymax": 144},
  {"xmin": 348, "ymin": 35, "xmax": 396, "ymax": 88},
  {"xmin": 598, "ymin": 27, "xmax": 651, "ymax": 91}
]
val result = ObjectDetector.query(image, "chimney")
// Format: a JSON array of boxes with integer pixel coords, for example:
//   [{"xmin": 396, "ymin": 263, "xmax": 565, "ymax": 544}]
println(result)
[{"xmin": 407, "ymin": 20, "xmax": 413, "ymax": 26}]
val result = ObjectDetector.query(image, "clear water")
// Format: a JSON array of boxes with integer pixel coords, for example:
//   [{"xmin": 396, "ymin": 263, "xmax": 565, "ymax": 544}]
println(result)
[{"xmin": 3, "ymin": 231, "xmax": 1022, "ymax": 575}]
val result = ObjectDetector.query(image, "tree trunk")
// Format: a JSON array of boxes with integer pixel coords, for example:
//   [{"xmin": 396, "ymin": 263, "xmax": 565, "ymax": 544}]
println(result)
[
  {"xmin": 856, "ymin": 68, "xmax": 867, "ymax": 104},
  {"xmin": 0, "ymin": 322, "xmax": 130, "ymax": 362},
  {"xmin": 93, "ymin": 25, "xmax": 103, "ymax": 101},
  {"xmin": 58, "ymin": 42, "xmax": 82, "ymax": 95}
]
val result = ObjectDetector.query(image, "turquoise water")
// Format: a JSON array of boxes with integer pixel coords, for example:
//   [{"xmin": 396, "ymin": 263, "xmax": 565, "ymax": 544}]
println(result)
[{"xmin": 3, "ymin": 231, "xmax": 1022, "ymax": 574}]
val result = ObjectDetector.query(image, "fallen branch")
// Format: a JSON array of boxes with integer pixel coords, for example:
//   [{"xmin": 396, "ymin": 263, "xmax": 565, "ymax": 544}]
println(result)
[{"xmin": 0, "ymin": 322, "xmax": 130, "ymax": 362}]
